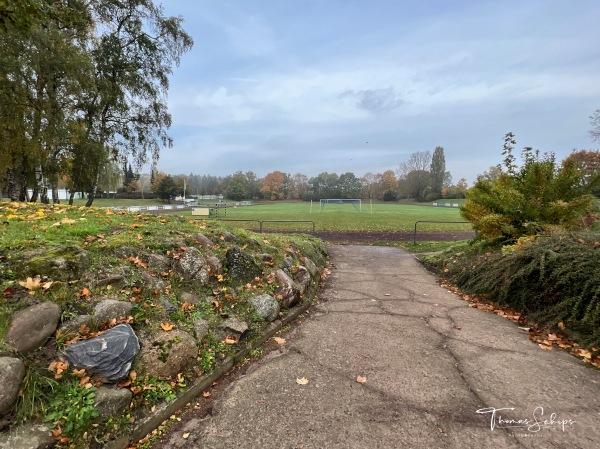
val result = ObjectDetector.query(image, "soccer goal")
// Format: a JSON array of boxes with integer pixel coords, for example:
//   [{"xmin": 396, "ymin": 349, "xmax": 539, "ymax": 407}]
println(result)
[{"xmin": 319, "ymin": 199, "xmax": 362, "ymax": 212}]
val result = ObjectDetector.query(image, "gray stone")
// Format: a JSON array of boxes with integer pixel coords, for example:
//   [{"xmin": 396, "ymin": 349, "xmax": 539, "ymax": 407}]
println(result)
[
  {"xmin": 16, "ymin": 246, "xmax": 91, "ymax": 281},
  {"xmin": 215, "ymin": 317, "xmax": 249, "ymax": 341},
  {"xmin": 225, "ymin": 247, "xmax": 262, "ymax": 282},
  {"xmin": 94, "ymin": 299, "xmax": 133, "ymax": 324},
  {"xmin": 282, "ymin": 256, "xmax": 295, "ymax": 269},
  {"xmin": 274, "ymin": 269, "xmax": 301, "ymax": 309},
  {"xmin": 249, "ymin": 294, "xmax": 280, "ymax": 322},
  {"xmin": 194, "ymin": 233, "xmax": 214, "ymax": 247},
  {"xmin": 140, "ymin": 270, "xmax": 166, "ymax": 292},
  {"xmin": 295, "ymin": 266, "xmax": 311, "ymax": 294},
  {"xmin": 179, "ymin": 291, "xmax": 201, "ymax": 304},
  {"xmin": 206, "ymin": 253, "xmax": 223, "ymax": 275},
  {"xmin": 111, "ymin": 245, "xmax": 139, "ymax": 259},
  {"xmin": 176, "ymin": 247, "xmax": 210, "ymax": 283},
  {"xmin": 6, "ymin": 302, "xmax": 61, "ymax": 353},
  {"xmin": 221, "ymin": 231, "xmax": 237, "ymax": 242},
  {"xmin": 193, "ymin": 318, "xmax": 210, "ymax": 340},
  {"xmin": 160, "ymin": 300, "xmax": 177, "ymax": 315},
  {"xmin": 58, "ymin": 314, "xmax": 93, "ymax": 336},
  {"xmin": 0, "ymin": 423, "xmax": 54, "ymax": 449},
  {"xmin": 136, "ymin": 330, "xmax": 198, "ymax": 379},
  {"xmin": 260, "ymin": 253, "xmax": 274, "ymax": 263},
  {"xmin": 0, "ymin": 358, "xmax": 25, "ymax": 417},
  {"xmin": 302, "ymin": 256, "xmax": 319, "ymax": 277},
  {"xmin": 94, "ymin": 386, "xmax": 133, "ymax": 419},
  {"xmin": 64, "ymin": 324, "xmax": 140, "ymax": 383},
  {"xmin": 147, "ymin": 253, "xmax": 171, "ymax": 272}
]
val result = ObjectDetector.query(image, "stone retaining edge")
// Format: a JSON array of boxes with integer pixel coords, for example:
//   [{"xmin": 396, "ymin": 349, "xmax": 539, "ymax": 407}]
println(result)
[{"xmin": 125, "ymin": 281, "xmax": 320, "ymax": 448}]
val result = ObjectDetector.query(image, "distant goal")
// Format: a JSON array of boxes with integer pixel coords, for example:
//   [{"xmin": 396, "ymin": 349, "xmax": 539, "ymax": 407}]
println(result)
[{"xmin": 319, "ymin": 198, "xmax": 362, "ymax": 212}]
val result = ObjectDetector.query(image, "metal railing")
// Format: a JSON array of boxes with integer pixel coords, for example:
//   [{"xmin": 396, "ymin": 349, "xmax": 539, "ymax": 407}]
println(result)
[
  {"xmin": 413, "ymin": 220, "xmax": 473, "ymax": 244},
  {"xmin": 208, "ymin": 219, "xmax": 316, "ymax": 233}
]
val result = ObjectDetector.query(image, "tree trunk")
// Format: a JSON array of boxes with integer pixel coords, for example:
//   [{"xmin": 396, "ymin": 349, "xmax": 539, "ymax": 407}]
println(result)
[
  {"xmin": 68, "ymin": 190, "xmax": 75, "ymax": 205},
  {"xmin": 85, "ymin": 190, "xmax": 95, "ymax": 207},
  {"xmin": 52, "ymin": 185, "xmax": 60, "ymax": 204}
]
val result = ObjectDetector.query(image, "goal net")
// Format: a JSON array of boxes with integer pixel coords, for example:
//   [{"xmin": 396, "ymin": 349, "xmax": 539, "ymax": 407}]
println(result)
[{"xmin": 319, "ymin": 199, "xmax": 362, "ymax": 212}]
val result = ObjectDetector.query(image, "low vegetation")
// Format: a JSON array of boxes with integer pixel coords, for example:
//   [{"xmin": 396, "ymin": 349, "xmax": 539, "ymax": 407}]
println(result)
[{"xmin": 0, "ymin": 202, "xmax": 326, "ymax": 446}]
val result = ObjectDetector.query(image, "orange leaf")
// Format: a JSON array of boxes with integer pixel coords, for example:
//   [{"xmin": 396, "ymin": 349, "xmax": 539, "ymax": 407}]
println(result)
[
  {"xmin": 160, "ymin": 322, "xmax": 174, "ymax": 331},
  {"xmin": 202, "ymin": 391, "xmax": 211, "ymax": 398},
  {"xmin": 273, "ymin": 337, "xmax": 286, "ymax": 345},
  {"xmin": 356, "ymin": 376, "xmax": 367, "ymax": 383},
  {"xmin": 223, "ymin": 336, "xmax": 238, "ymax": 344}
]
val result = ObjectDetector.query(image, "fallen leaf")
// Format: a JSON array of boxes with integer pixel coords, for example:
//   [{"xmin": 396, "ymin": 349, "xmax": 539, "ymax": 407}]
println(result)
[
  {"xmin": 202, "ymin": 391, "xmax": 211, "ymax": 398},
  {"xmin": 558, "ymin": 321, "xmax": 565, "ymax": 330},
  {"xmin": 273, "ymin": 337, "xmax": 286, "ymax": 345},
  {"xmin": 160, "ymin": 322, "xmax": 174, "ymax": 331},
  {"xmin": 356, "ymin": 376, "xmax": 367, "ymax": 383},
  {"xmin": 296, "ymin": 377, "xmax": 309, "ymax": 385},
  {"xmin": 183, "ymin": 433, "xmax": 190, "ymax": 439},
  {"xmin": 223, "ymin": 336, "xmax": 238, "ymax": 344},
  {"xmin": 538, "ymin": 344, "xmax": 553, "ymax": 350}
]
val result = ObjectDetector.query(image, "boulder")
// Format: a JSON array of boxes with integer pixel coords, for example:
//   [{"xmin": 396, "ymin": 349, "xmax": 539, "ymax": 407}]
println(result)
[
  {"xmin": 193, "ymin": 318, "xmax": 210, "ymax": 340},
  {"xmin": 15, "ymin": 246, "xmax": 91, "ymax": 281},
  {"xmin": 302, "ymin": 257, "xmax": 319, "ymax": 277},
  {"xmin": 159, "ymin": 300, "xmax": 177, "ymax": 315},
  {"xmin": 215, "ymin": 317, "xmax": 248, "ymax": 341},
  {"xmin": 6, "ymin": 302, "xmax": 61, "ymax": 353},
  {"xmin": 225, "ymin": 247, "xmax": 262, "ymax": 282},
  {"xmin": 94, "ymin": 386, "xmax": 133, "ymax": 420},
  {"xmin": 139, "ymin": 271, "xmax": 166, "ymax": 292},
  {"xmin": 274, "ymin": 269, "xmax": 301, "ymax": 309},
  {"xmin": 249, "ymin": 294, "xmax": 280, "ymax": 322},
  {"xmin": 295, "ymin": 266, "xmax": 311, "ymax": 294},
  {"xmin": 58, "ymin": 314, "xmax": 93, "ymax": 336},
  {"xmin": 194, "ymin": 233, "xmax": 214, "ymax": 247},
  {"xmin": 179, "ymin": 291, "xmax": 201, "ymax": 305},
  {"xmin": 64, "ymin": 324, "xmax": 140, "ymax": 383},
  {"xmin": 282, "ymin": 256, "xmax": 295, "ymax": 269},
  {"xmin": 206, "ymin": 253, "xmax": 223, "ymax": 275},
  {"xmin": 94, "ymin": 299, "xmax": 133, "ymax": 324},
  {"xmin": 0, "ymin": 423, "xmax": 54, "ymax": 449},
  {"xmin": 136, "ymin": 329, "xmax": 198, "ymax": 379},
  {"xmin": 176, "ymin": 247, "xmax": 210, "ymax": 283},
  {"xmin": 0, "ymin": 357, "xmax": 25, "ymax": 417},
  {"xmin": 147, "ymin": 254, "xmax": 171, "ymax": 272},
  {"xmin": 221, "ymin": 231, "xmax": 237, "ymax": 242}
]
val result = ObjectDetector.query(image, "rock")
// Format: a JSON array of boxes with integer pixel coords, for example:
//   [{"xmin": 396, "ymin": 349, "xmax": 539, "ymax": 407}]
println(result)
[
  {"xmin": 0, "ymin": 358, "xmax": 25, "ymax": 417},
  {"xmin": 94, "ymin": 386, "xmax": 133, "ymax": 420},
  {"xmin": 295, "ymin": 266, "xmax": 311, "ymax": 294},
  {"xmin": 160, "ymin": 300, "xmax": 177, "ymax": 315},
  {"xmin": 179, "ymin": 291, "xmax": 201, "ymax": 305},
  {"xmin": 206, "ymin": 253, "xmax": 223, "ymax": 275},
  {"xmin": 215, "ymin": 317, "xmax": 248, "ymax": 341},
  {"xmin": 193, "ymin": 318, "xmax": 210, "ymax": 340},
  {"xmin": 15, "ymin": 246, "xmax": 91, "ymax": 281},
  {"xmin": 260, "ymin": 253, "xmax": 274, "ymax": 263},
  {"xmin": 194, "ymin": 233, "xmax": 214, "ymax": 247},
  {"xmin": 221, "ymin": 231, "xmax": 237, "ymax": 242},
  {"xmin": 6, "ymin": 302, "xmax": 61, "ymax": 353},
  {"xmin": 136, "ymin": 330, "xmax": 198, "ymax": 379},
  {"xmin": 147, "ymin": 254, "xmax": 171, "ymax": 272},
  {"xmin": 58, "ymin": 314, "xmax": 93, "ymax": 336},
  {"xmin": 64, "ymin": 324, "xmax": 140, "ymax": 383},
  {"xmin": 176, "ymin": 247, "xmax": 210, "ymax": 283},
  {"xmin": 225, "ymin": 247, "xmax": 262, "ymax": 282},
  {"xmin": 0, "ymin": 423, "xmax": 54, "ymax": 449},
  {"xmin": 94, "ymin": 299, "xmax": 133, "ymax": 324},
  {"xmin": 111, "ymin": 245, "xmax": 139, "ymax": 259},
  {"xmin": 139, "ymin": 271, "xmax": 166, "ymax": 292},
  {"xmin": 274, "ymin": 269, "xmax": 301, "ymax": 308},
  {"xmin": 249, "ymin": 294, "xmax": 280, "ymax": 322},
  {"xmin": 302, "ymin": 257, "xmax": 319, "ymax": 277},
  {"xmin": 282, "ymin": 256, "xmax": 295, "ymax": 269}
]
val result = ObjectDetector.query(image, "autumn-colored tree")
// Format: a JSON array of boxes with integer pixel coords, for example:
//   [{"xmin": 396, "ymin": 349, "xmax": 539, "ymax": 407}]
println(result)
[
  {"xmin": 260, "ymin": 171, "xmax": 286, "ymax": 200},
  {"xmin": 564, "ymin": 150, "xmax": 600, "ymax": 195},
  {"xmin": 378, "ymin": 170, "xmax": 398, "ymax": 201}
]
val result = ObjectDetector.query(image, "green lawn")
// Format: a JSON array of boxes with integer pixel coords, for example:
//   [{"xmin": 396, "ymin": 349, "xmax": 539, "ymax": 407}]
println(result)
[{"xmin": 191, "ymin": 201, "xmax": 472, "ymax": 233}]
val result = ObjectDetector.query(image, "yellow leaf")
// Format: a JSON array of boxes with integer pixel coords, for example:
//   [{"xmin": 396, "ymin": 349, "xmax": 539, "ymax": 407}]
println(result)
[
  {"xmin": 296, "ymin": 377, "xmax": 309, "ymax": 385},
  {"xmin": 161, "ymin": 322, "xmax": 174, "ymax": 331},
  {"xmin": 183, "ymin": 433, "xmax": 190, "ymax": 439},
  {"xmin": 19, "ymin": 277, "xmax": 42, "ymax": 290}
]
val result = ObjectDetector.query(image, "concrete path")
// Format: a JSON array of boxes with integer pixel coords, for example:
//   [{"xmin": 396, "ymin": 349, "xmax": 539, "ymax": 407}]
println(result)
[{"xmin": 172, "ymin": 245, "xmax": 600, "ymax": 449}]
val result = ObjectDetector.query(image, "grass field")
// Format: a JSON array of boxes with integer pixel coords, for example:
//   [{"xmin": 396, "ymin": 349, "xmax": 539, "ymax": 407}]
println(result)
[{"xmin": 189, "ymin": 201, "xmax": 473, "ymax": 233}]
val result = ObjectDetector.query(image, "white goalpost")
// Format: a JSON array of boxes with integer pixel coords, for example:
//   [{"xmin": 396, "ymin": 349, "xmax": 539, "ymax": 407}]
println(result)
[{"xmin": 319, "ymin": 198, "xmax": 362, "ymax": 212}]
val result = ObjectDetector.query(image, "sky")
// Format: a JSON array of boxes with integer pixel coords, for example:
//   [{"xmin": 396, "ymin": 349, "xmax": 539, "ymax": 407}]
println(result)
[{"xmin": 156, "ymin": 0, "xmax": 600, "ymax": 184}]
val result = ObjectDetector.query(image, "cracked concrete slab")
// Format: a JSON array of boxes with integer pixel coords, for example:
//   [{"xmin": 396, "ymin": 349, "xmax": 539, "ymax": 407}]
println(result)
[{"xmin": 163, "ymin": 245, "xmax": 600, "ymax": 449}]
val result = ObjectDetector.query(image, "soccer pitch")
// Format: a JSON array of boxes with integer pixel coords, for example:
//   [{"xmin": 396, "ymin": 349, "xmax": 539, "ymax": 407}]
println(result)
[{"xmin": 202, "ymin": 201, "xmax": 472, "ymax": 233}]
